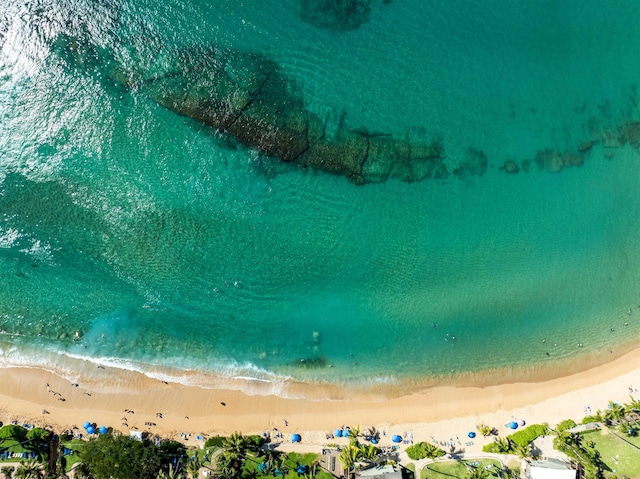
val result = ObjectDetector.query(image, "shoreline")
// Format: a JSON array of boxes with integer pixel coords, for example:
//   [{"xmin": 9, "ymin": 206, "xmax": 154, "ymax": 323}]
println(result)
[
  {"xmin": 1, "ymin": 329, "xmax": 637, "ymax": 401},
  {"xmin": 0, "ymin": 346, "xmax": 639, "ymax": 454}
]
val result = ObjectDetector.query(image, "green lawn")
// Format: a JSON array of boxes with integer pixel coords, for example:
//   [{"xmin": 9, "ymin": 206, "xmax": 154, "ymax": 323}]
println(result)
[
  {"xmin": 421, "ymin": 459, "xmax": 502, "ymax": 479},
  {"xmin": 60, "ymin": 439, "xmax": 86, "ymax": 470},
  {"xmin": 587, "ymin": 429, "xmax": 640, "ymax": 478},
  {"xmin": 0, "ymin": 438, "xmax": 44, "ymax": 462},
  {"xmin": 243, "ymin": 451, "xmax": 333, "ymax": 479}
]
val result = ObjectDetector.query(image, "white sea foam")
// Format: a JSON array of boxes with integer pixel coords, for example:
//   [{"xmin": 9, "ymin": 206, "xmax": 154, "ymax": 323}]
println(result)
[
  {"xmin": 0, "ymin": 227, "xmax": 22, "ymax": 248},
  {"xmin": 38, "ymin": 347, "xmax": 298, "ymax": 397}
]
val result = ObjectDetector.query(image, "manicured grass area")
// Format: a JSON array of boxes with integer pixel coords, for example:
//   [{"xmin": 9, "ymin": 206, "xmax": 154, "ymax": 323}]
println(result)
[
  {"xmin": 587, "ymin": 429, "xmax": 640, "ymax": 478},
  {"xmin": 421, "ymin": 459, "xmax": 502, "ymax": 479},
  {"xmin": 0, "ymin": 439, "xmax": 28, "ymax": 454},
  {"xmin": 243, "ymin": 451, "xmax": 333, "ymax": 479},
  {"xmin": 186, "ymin": 446, "xmax": 215, "ymax": 463},
  {"xmin": 0, "ymin": 439, "xmax": 43, "ymax": 461},
  {"xmin": 60, "ymin": 439, "xmax": 86, "ymax": 470}
]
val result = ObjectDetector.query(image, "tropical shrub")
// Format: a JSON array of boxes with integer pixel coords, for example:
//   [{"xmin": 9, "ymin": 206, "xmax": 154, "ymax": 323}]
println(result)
[
  {"xmin": 1, "ymin": 465, "xmax": 15, "ymax": 479},
  {"xmin": 204, "ymin": 436, "xmax": 226, "ymax": 448},
  {"xmin": 405, "ymin": 442, "xmax": 445, "ymax": 460},
  {"xmin": 581, "ymin": 415, "xmax": 601, "ymax": 424},
  {"xmin": 482, "ymin": 437, "xmax": 512, "ymax": 454},
  {"xmin": 508, "ymin": 424, "xmax": 548, "ymax": 447},
  {"xmin": 0, "ymin": 425, "xmax": 27, "ymax": 441},
  {"xmin": 26, "ymin": 427, "xmax": 53, "ymax": 443},
  {"xmin": 555, "ymin": 419, "xmax": 576, "ymax": 433},
  {"xmin": 246, "ymin": 435, "xmax": 265, "ymax": 449},
  {"xmin": 79, "ymin": 434, "xmax": 185, "ymax": 479}
]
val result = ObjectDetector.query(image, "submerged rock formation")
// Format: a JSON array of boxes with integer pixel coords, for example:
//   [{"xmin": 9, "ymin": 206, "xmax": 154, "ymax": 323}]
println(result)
[
  {"xmin": 299, "ymin": 0, "xmax": 374, "ymax": 32},
  {"xmin": 103, "ymin": 42, "xmax": 447, "ymax": 184}
]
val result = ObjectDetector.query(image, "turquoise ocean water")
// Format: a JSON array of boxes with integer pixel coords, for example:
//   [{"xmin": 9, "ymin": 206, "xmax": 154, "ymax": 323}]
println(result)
[{"xmin": 1, "ymin": 0, "xmax": 640, "ymax": 397}]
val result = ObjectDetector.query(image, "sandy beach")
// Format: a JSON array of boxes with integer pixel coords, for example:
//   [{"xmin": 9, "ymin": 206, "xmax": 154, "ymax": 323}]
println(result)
[{"xmin": 0, "ymin": 346, "xmax": 639, "ymax": 455}]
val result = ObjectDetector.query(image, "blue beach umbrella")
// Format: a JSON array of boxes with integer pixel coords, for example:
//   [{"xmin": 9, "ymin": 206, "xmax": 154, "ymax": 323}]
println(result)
[
  {"xmin": 258, "ymin": 463, "xmax": 267, "ymax": 474},
  {"xmin": 509, "ymin": 421, "xmax": 518, "ymax": 430},
  {"xmin": 334, "ymin": 429, "xmax": 343, "ymax": 437},
  {"xmin": 83, "ymin": 421, "xmax": 91, "ymax": 429},
  {"xmin": 86, "ymin": 426, "xmax": 96, "ymax": 435},
  {"xmin": 467, "ymin": 432, "xmax": 476, "ymax": 438},
  {"xmin": 343, "ymin": 428, "xmax": 351, "ymax": 437},
  {"xmin": 98, "ymin": 426, "xmax": 108, "ymax": 434},
  {"xmin": 371, "ymin": 438, "xmax": 378, "ymax": 444},
  {"xmin": 297, "ymin": 465, "xmax": 308, "ymax": 474},
  {"xmin": 391, "ymin": 435, "xmax": 402, "ymax": 443},
  {"xmin": 291, "ymin": 433, "xmax": 301, "ymax": 443}
]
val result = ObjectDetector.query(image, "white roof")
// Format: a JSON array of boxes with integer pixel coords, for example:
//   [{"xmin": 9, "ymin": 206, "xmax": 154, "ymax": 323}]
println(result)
[{"xmin": 530, "ymin": 466, "xmax": 577, "ymax": 479}]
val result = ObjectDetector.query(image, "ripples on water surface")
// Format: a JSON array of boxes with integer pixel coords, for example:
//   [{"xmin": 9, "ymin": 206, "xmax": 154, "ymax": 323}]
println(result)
[{"xmin": 1, "ymin": 0, "xmax": 640, "ymax": 395}]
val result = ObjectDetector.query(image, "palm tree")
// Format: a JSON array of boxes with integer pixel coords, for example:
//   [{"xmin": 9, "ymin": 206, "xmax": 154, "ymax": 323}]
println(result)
[
  {"xmin": 14, "ymin": 460, "xmax": 44, "ymax": 479},
  {"xmin": 185, "ymin": 457, "xmax": 202, "ymax": 479},
  {"xmin": 465, "ymin": 464, "xmax": 490, "ymax": 479},
  {"xmin": 365, "ymin": 427, "xmax": 379, "ymax": 442},
  {"xmin": 71, "ymin": 463, "xmax": 93, "ymax": 479},
  {"xmin": 215, "ymin": 462, "xmax": 238, "ymax": 479},
  {"xmin": 338, "ymin": 445, "xmax": 360, "ymax": 477},
  {"xmin": 603, "ymin": 401, "xmax": 626, "ymax": 424},
  {"xmin": 358, "ymin": 444, "xmax": 379, "ymax": 462},
  {"xmin": 157, "ymin": 463, "xmax": 185, "ymax": 479},
  {"xmin": 423, "ymin": 443, "xmax": 445, "ymax": 459},
  {"xmin": 625, "ymin": 395, "xmax": 640, "ymax": 412},
  {"xmin": 501, "ymin": 466, "xmax": 520, "ymax": 479},
  {"xmin": 570, "ymin": 433, "xmax": 583, "ymax": 449},
  {"xmin": 347, "ymin": 426, "xmax": 361, "ymax": 441},
  {"xmin": 1, "ymin": 466, "xmax": 14, "ymax": 479},
  {"xmin": 492, "ymin": 437, "xmax": 512, "ymax": 453},
  {"xmin": 223, "ymin": 432, "xmax": 249, "ymax": 461},
  {"xmin": 310, "ymin": 459, "xmax": 320, "ymax": 479},
  {"xmin": 514, "ymin": 443, "xmax": 531, "ymax": 459}
]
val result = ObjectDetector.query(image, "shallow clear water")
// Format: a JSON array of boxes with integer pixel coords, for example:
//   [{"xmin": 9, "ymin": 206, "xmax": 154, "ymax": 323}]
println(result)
[{"xmin": 1, "ymin": 0, "xmax": 640, "ymax": 395}]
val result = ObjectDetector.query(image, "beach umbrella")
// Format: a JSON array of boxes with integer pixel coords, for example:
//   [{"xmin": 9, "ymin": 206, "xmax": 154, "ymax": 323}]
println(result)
[
  {"xmin": 86, "ymin": 426, "xmax": 96, "ymax": 435},
  {"xmin": 334, "ymin": 429, "xmax": 343, "ymax": 437},
  {"xmin": 98, "ymin": 426, "xmax": 108, "ymax": 434},
  {"xmin": 343, "ymin": 428, "xmax": 351, "ymax": 438},
  {"xmin": 258, "ymin": 463, "xmax": 267, "ymax": 474},
  {"xmin": 391, "ymin": 435, "xmax": 402, "ymax": 443},
  {"xmin": 83, "ymin": 421, "xmax": 91, "ymax": 429},
  {"xmin": 467, "ymin": 432, "xmax": 476, "ymax": 438},
  {"xmin": 291, "ymin": 433, "xmax": 301, "ymax": 443},
  {"xmin": 371, "ymin": 439, "xmax": 378, "ymax": 445},
  {"xmin": 296, "ymin": 465, "xmax": 308, "ymax": 474},
  {"xmin": 517, "ymin": 419, "xmax": 525, "ymax": 427},
  {"xmin": 508, "ymin": 421, "xmax": 518, "ymax": 430}
]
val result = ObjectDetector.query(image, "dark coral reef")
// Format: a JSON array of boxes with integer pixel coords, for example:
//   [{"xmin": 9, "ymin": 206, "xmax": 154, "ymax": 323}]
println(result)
[
  {"xmin": 299, "ymin": 0, "xmax": 374, "ymax": 32},
  {"xmin": 56, "ymin": 33, "xmax": 640, "ymax": 186},
  {"xmin": 106, "ymin": 43, "xmax": 456, "ymax": 184}
]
